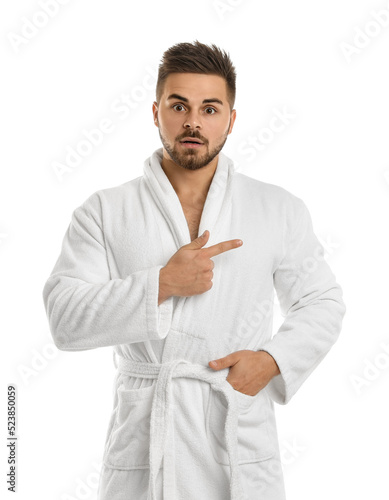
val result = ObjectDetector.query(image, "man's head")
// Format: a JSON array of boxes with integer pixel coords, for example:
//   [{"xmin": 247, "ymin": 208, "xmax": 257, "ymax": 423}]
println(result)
[{"xmin": 152, "ymin": 40, "xmax": 237, "ymax": 171}]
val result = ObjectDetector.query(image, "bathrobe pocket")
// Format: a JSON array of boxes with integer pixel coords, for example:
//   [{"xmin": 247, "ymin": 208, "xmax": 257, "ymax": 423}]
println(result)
[
  {"xmin": 103, "ymin": 383, "xmax": 155, "ymax": 470},
  {"xmin": 206, "ymin": 387, "xmax": 276, "ymax": 465}
]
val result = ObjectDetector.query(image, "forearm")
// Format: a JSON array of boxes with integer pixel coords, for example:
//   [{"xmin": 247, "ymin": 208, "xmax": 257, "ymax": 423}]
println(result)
[
  {"xmin": 260, "ymin": 284, "xmax": 346, "ymax": 404},
  {"xmin": 158, "ymin": 266, "xmax": 173, "ymax": 306},
  {"xmin": 43, "ymin": 265, "xmax": 173, "ymax": 351}
]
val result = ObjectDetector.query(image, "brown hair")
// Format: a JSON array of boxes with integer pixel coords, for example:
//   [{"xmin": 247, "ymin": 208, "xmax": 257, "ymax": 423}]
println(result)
[{"xmin": 156, "ymin": 40, "xmax": 236, "ymax": 111}]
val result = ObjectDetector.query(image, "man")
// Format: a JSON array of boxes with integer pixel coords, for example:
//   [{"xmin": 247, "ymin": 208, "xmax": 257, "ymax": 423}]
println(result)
[{"xmin": 42, "ymin": 40, "xmax": 346, "ymax": 500}]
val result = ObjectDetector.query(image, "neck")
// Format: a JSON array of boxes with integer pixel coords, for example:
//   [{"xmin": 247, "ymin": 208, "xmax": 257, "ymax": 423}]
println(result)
[{"xmin": 160, "ymin": 150, "xmax": 219, "ymax": 202}]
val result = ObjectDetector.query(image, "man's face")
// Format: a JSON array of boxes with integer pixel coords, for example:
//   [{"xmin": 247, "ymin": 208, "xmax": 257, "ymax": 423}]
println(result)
[{"xmin": 152, "ymin": 73, "xmax": 236, "ymax": 171}]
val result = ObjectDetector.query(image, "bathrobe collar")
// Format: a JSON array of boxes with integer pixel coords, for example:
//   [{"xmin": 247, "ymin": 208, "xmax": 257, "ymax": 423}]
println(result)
[{"xmin": 143, "ymin": 147, "xmax": 234, "ymax": 248}]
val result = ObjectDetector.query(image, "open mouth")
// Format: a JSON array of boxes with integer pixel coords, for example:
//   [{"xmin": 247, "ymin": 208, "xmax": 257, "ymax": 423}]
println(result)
[{"xmin": 179, "ymin": 139, "xmax": 204, "ymax": 148}]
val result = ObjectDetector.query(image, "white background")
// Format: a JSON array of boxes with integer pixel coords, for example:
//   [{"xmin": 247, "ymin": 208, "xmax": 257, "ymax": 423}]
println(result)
[{"xmin": 1, "ymin": 0, "xmax": 389, "ymax": 498}]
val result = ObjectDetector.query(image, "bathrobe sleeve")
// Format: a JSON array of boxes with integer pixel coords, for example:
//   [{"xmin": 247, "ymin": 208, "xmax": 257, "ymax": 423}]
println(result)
[
  {"xmin": 42, "ymin": 192, "xmax": 173, "ymax": 351},
  {"xmin": 259, "ymin": 196, "xmax": 346, "ymax": 405}
]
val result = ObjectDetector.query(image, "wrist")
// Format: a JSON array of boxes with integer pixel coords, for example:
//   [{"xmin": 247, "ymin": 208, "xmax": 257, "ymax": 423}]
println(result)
[
  {"xmin": 158, "ymin": 267, "xmax": 173, "ymax": 305},
  {"xmin": 257, "ymin": 350, "xmax": 281, "ymax": 378}
]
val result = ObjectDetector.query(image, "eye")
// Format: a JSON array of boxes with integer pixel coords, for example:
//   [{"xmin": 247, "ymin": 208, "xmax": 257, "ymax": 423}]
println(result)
[
  {"xmin": 171, "ymin": 104, "xmax": 217, "ymax": 114},
  {"xmin": 172, "ymin": 104, "xmax": 185, "ymax": 111}
]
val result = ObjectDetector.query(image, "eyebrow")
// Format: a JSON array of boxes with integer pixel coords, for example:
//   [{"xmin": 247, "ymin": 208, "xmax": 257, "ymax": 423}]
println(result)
[{"xmin": 166, "ymin": 93, "xmax": 224, "ymax": 106}]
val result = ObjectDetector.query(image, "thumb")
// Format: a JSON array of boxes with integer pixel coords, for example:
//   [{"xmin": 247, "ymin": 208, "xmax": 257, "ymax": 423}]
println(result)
[
  {"xmin": 209, "ymin": 353, "xmax": 237, "ymax": 370},
  {"xmin": 209, "ymin": 355, "xmax": 226, "ymax": 370},
  {"xmin": 185, "ymin": 229, "xmax": 209, "ymax": 250}
]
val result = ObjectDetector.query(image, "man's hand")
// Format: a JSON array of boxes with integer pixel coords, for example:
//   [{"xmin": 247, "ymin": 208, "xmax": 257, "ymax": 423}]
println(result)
[
  {"xmin": 158, "ymin": 229, "xmax": 243, "ymax": 304},
  {"xmin": 208, "ymin": 350, "xmax": 280, "ymax": 396}
]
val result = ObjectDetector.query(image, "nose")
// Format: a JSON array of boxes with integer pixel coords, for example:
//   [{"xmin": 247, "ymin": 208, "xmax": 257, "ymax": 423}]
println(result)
[{"xmin": 183, "ymin": 110, "xmax": 202, "ymax": 130}]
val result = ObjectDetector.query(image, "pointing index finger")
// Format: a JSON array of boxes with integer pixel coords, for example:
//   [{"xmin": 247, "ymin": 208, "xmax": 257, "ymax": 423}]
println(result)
[{"xmin": 202, "ymin": 239, "xmax": 243, "ymax": 258}]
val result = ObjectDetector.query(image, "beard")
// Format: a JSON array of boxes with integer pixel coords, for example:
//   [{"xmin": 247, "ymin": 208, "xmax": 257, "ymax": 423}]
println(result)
[{"xmin": 157, "ymin": 118, "xmax": 231, "ymax": 171}]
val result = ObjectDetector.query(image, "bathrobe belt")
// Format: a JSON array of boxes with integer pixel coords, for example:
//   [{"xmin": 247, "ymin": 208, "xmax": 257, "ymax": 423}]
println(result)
[{"xmin": 113, "ymin": 352, "xmax": 247, "ymax": 500}]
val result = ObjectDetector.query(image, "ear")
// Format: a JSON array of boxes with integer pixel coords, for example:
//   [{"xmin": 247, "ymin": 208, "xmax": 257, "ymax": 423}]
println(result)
[
  {"xmin": 152, "ymin": 102, "xmax": 159, "ymax": 126},
  {"xmin": 228, "ymin": 109, "xmax": 237, "ymax": 135}
]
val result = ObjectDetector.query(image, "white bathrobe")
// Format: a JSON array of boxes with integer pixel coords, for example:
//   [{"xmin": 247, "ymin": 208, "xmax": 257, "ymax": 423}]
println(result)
[{"xmin": 42, "ymin": 147, "xmax": 346, "ymax": 500}]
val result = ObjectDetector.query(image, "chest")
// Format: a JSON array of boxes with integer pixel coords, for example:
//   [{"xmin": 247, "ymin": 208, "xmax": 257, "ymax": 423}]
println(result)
[
  {"xmin": 105, "ymin": 182, "xmax": 285, "ymax": 287},
  {"xmin": 180, "ymin": 200, "xmax": 204, "ymax": 241}
]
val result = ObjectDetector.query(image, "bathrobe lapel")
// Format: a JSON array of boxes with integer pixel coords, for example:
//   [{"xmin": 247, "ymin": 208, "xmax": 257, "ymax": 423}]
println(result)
[{"xmin": 143, "ymin": 147, "xmax": 234, "ymax": 248}]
